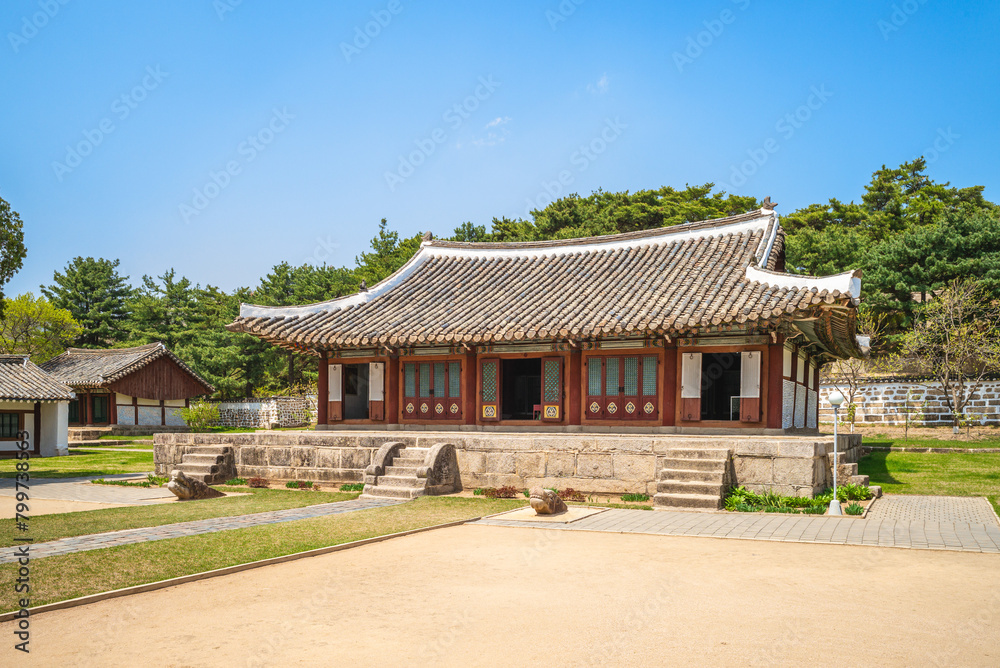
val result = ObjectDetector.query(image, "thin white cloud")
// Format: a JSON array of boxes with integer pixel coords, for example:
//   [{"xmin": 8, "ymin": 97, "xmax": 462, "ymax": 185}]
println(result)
[
  {"xmin": 587, "ymin": 73, "xmax": 609, "ymax": 95},
  {"xmin": 485, "ymin": 116, "xmax": 511, "ymax": 129}
]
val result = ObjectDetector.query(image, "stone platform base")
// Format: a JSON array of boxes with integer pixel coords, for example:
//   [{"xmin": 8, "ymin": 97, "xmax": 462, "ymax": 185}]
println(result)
[{"xmin": 155, "ymin": 431, "xmax": 862, "ymax": 497}]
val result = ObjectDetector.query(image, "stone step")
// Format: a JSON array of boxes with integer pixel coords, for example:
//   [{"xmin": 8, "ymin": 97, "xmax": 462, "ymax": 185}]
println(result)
[
  {"xmin": 653, "ymin": 492, "xmax": 723, "ymax": 510},
  {"xmin": 658, "ymin": 468, "xmax": 725, "ymax": 483},
  {"xmin": 374, "ymin": 475, "xmax": 422, "ymax": 489},
  {"xmin": 391, "ymin": 457, "xmax": 425, "ymax": 468},
  {"xmin": 181, "ymin": 454, "xmax": 226, "ymax": 465},
  {"xmin": 663, "ymin": 448, "xmax": 730, "ymax": 460},
  {"xmin": 185, "ymin": 446, "xmax": 232, "ymax": 456},
  {"xmin": 174, "ymin": 463, "xmax": 219, "ymax": 476},
  {"xmin": 660, "ymin": 457, "xmax": 726, "ymax": 472},
  {"xmin": 363, "ymin": 474, "xmax": 378, "ymax": 486},
  {"xmin": 385, "ymin": 465, "xmax": 421, "ymax": 476},
  {"xmin": 398, "ymin": 448, "xmax": 429, "ymax": 460},
  {"xmin": 656, "ymin": 480, "xmax": 725, "ymax": 496},
  {"xmin": 361, "ymin": 485, "xmax": 424, "ymax": 500}
]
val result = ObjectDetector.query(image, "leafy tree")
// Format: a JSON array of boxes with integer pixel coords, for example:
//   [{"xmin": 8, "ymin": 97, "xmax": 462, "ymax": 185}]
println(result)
[
  {"xmin": 41, "ymin": 257, "xmax": 132, "ymax": 347},
  {"xmin": 865, "ymin": 209, "xmax": 1000, "ymax": 324},
  {"xmin": 893, "ymin": 279, "xmax": 1000, "ymax": 433},
  {"xmin": 355, "ymin": 218, "xmax": 423, "ymax": 285},
  {"xmin": 0, "ymin": 292, "xmax": 81, "ymax": 363},
  {"xmin": 0, "ymin": 195, "xmax": 27, "ymax": 318},
  {"xmin": 783, "ymin": 224, "xmax": 870, "ymax": 277},
  {"xmin": 127, "ymin": 269, "xmax": 198, "ymax": 350}
]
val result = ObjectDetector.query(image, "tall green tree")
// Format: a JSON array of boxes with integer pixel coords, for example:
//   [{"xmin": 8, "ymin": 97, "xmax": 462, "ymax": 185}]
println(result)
[
  {"xmin": 0, "ymin": 195, "xmax": 27, "ymax": 318},
  {"xmin": 0, "ymin": 292, "xmax": 81, "ymax": 363},
  {"xmin": 127, "ymin": 269, "xmax": 198, "ymax": 350},
  {"xmin": 355, "ymin": 218, "xmax": 423, "ymax": 285},
  {"xmin": 41, "ymin": 257, "xmax": 132, "ymax": 347},
  {"xmin": 865, "ymin": 209, "xmax": 1000, "ymax": 324}
]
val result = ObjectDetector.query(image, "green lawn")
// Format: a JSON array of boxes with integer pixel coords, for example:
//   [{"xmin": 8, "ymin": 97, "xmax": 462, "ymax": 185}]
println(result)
[
  {"xmin": 71, "ymin": 443, "xmax": 154, "ymax": 450},
  {"xmin": 860, "ymin": 451, "xmax": 1000, "ymax": 514},
  {"xmin": 96, "ymin": 434, "xmax": 155, "ymax": 442},
  {"xmin": 863, "ymin": 434, "xmax": 1000, "ymax": 450},
  {"xmin": 0, "ymin": 449, "xmax": 154, "ymax": 478},
  {"xmin": 0, "ymin": 496, "xmax": 525, "ymax": 612},
  {"xmin": 0, "ymin": 486, "xmax": 359, "ymax": 547}
]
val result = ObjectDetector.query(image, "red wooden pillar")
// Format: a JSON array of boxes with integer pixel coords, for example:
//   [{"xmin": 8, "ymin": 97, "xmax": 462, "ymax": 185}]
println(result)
[
  {"xmin": 160, "ymin": 399, "xmax": 165, "ymax": 426},
  {"xmin": 766, "ymin": 342, "xmax": 784, "ymax": 429},
  {"xmin": 110, "ymin": 392, "xmax": 117, "ymax": 425},
  {"xmin": 84, "ymin": 391, "xmax": 91, "ymax": 426},
  {"xmin": 385, "ymin": 356, "xmax": 400, "ymax": 425},
  {"xmin": 661, "ymin": 345, "xmax": 677, "ymax": 426},
  {"xmin": 464, "ymin": 352, "xmax": 477, "ymax": 425},
  {"xmin": 567, "ymin": 349, "xmax": 582, "ymax": 426},
  {"xmin": 317, "ymin": 354, "xmax": 329, "ymax": 425},
  {"xmin": 133, "ymin": 396, "xmax": 139, "ymax": 425}
]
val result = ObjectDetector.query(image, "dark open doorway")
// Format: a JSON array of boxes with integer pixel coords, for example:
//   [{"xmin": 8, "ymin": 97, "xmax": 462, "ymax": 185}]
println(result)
[
  {"xmin": 701, "ymin": 353, "xmax": 741, "ymax": 421},
  {"xmin": 343, "ymin": 363, "xmax": 370, "ymax": 420},
  {"xmin": 501, "ymin": 358, "xmax": 541, "ymax": 420}
]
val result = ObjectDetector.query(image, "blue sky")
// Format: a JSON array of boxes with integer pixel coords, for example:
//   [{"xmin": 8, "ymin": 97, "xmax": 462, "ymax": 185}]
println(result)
[{"xmin": 2, "ymin": 0, "xmax": 997, "ymax": 295}]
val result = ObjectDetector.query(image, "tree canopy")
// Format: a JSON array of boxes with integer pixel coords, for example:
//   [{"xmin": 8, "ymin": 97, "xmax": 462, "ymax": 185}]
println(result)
[
  {"xmin": 41, "ymin": 257, "xmax": 132, "ymax": 348},
  {"xmin": 0, "ymin": 195, "xmax": 27, "ymax": 318}
]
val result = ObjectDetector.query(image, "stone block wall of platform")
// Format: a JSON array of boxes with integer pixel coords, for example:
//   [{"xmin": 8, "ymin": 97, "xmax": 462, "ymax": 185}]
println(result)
[{"xmin": 155, "ymin": 431, "xmax": 862, "ymax": 497}]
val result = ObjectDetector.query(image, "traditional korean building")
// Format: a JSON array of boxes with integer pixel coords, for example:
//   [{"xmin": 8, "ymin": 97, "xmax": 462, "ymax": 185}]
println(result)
[
  {"xmin": 41, "ymin": 342, "xmax": 214, "ymax": 428},
  {"xmin": 228, "ymin": 207, "xmax": 863, "ymax": 434},
  {"xmin": 0, "ymin": 354, "xmax": 75, "ymax": 457}
]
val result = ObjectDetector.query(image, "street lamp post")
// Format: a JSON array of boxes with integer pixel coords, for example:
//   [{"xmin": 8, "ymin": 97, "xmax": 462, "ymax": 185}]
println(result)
[{"xmin": 828, "ymin": 390, "xmax": 845, "ymax": 516}]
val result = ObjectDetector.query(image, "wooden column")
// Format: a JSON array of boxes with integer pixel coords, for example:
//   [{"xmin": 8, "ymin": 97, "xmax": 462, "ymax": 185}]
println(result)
[
  {"xmin": 464, "ymin": 352, "xmax": 477, "ymax": 425},
  {"xmin": 110, "ymin": 392, "xmax": 117, "ymax": 425},
  {"xmin": 160, "ymin": 399, "xmax": 165, "ymax": 426},
  {"xmin": 133, "ymin": 396, "xmax": 139, "ymax": 425},
  {"xmin": 661, "ymin": 344, "xmax": 677, "ymax": 426},
  {"xmin": 317, "ymin": 355, "xmax": 329, "ymax": 425},
  {"xmin": 766, "ymin": 341, "xmax": 784, "ymax": 429},
  {"xmin": 84, "ymin": 391, "xmax": 91, "ymax": 426},
  {"xmin": 385, "ymin": 356, "xmax": 400, "ymax": 425},
  {"xmin": 33, "ymin": 402, "xmax": 41, "ymax": 454},
  {"xmin": 567, "ymin": 349, "xmax": 582, "ymax": 426}
]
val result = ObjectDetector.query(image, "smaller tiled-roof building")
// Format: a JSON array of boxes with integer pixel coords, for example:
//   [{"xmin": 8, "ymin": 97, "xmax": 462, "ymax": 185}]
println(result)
[
  {"xmin": 41, "ymin": 343, "xmax": 214, "ymax": 428},
  {"xmin": 0, "ymin": 355, "xmax": 75, "ymax": 457}
]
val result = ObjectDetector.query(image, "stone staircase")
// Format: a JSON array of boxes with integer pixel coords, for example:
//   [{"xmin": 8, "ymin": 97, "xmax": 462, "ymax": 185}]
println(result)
[
  {"xmin": 170, "ymin": 446, "xmax": 234, "ymax": 485},
  {"xmin": 653, "ymin": 447, "xmax": 730, "ymax": 511},
  {"xmin": 362, "ymin": 446, "xmax": 431, "ymax": 500}
]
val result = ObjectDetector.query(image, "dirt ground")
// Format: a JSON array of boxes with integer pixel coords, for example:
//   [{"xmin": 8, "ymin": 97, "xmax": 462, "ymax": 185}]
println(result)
[{"xmin": 6, "ymin": 524, "xmax": 998, "ymax": 666}]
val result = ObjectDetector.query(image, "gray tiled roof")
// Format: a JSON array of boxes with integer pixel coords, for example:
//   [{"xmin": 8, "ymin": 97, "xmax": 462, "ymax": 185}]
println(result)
[
  {"xmin": 227, "ymin": 209, "xmax": 863, "ymax": 357},
  {"xmin": 0, "ymin": 355, "xmax": 75, "ymax": 402},
  {"xmin": 40, "ymin": 342, "xmax": 214, "ymax": 392}
]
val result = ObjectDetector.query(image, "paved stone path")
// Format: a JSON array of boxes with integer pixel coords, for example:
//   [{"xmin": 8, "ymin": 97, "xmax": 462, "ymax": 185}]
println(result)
[
  {"xmin": 0, "ymin": 497, "xmax": 401, "ymax": 563},
  {"xmin": 0, "ymin": 474, "xmax": 173, "ymax": 505},
  {"xmin": 866, "ymin": 494, "xmax": 999, "ymax": 525},
  {"xmin": 474, "ymin": 504, "xmax": 1000, "ymax": 554}
]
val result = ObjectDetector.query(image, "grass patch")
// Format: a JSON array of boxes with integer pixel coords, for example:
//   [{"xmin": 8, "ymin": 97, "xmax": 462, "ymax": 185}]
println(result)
[
  {"xmin": 339, "ymin": 483, "xmax": 365, "ymax": 492},
  {"xmin": 0, "ymin": 487, "xmax": 359, "ymax": 548},
  {"xmin": 860, "ymin": 451, "xmax": 1000, "ymax": 515},
  {"xmin": 620, "ymin": 493, "xmax": 650, "ymax": 503},
  {"xmin": 0, "ymin": 496, "xmax": 525, "ymax": 611},
  {"xmin": 71, "ymin": 443, "xmax": 155, "ymax": 450},
  {"xmin": 863, "ymin": 434, "xmax": 1000, "ymax": 450},
  {"xmin": 0, "ymin": 449, "xmax": 154, "ymax": 478},
  {"xmin": 91, "ymin": 474, "xmax": 168, "ymax": 489}
]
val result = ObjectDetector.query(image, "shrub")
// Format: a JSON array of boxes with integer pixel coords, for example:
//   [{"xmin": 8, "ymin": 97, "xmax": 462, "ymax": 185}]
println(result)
[
  {"xmin": 225, "ymin": 477, "xmax": 247, "ymax": 486},
  {"xmin": 845, "ymin": 502, "xmax": 864, "ymax": 516},
  {"xmin": 147, "ymin": 474, "xmax": 169, "ymax": 486},
  {"xmin": 484, "ymin": 485, "xmax": 519, "ymax": 499},
  {"xmin": 176, "ymin": 400, "xmax": 220, "ymax": 433},
  {"xmin": 473, "ymin": 488, "xmax": 487, "ymax": 496},
  {"xmin": 285, "ymin": 481, "xmax": 300, "ymax": 489},
  {"xmin": 247, "ymin": 477, "xmax": 268, "ymax": 488},
  {"xmin": 802, "ymin": 506, "xmax": 826, "ymax": 515},
  {"xmin": 340, "ymin": 483, "xmax": 365, "ymax": 492},
  {"xmin": 558, "ymin": 488, "xmax": 586, "ymax": 502},
  {"xmin": 620, "ymin": 493, "xmax": 650, "ymax": 503},
  {"xmin": 299, "ymin": 480, "xmax": 314, "ymax": 489},
  {"xmin": 838, "ymin": 483, "xmax": 872, "ymax": 501},
  {"xmin": 523, "ymin": 489, "xmax": 530, "ymax": 498}
]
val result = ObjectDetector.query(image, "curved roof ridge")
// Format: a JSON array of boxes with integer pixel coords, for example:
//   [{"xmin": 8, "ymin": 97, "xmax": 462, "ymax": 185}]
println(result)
[
  {"xmin": 745, "ymin": 265, "xmax": 862, "ymax": 299},
  {"xmin": 236, "ymin": 208, "xmax": 776, "ymax": 320}
]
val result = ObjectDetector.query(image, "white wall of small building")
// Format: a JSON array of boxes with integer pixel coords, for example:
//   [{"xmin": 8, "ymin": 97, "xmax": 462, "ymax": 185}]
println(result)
[
  {"xmin": 114, "ymin": 393, "xmax": 187, "ymax": 426},
  {"xmin": 0, "ymin": 400, "xmax": 69, "ymax": 457}
]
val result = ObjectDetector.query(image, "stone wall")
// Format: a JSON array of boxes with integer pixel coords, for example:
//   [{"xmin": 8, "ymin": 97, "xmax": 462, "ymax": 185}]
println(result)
[
  {"xmin": 155, "ymin": 431, "xmax": 858, "ymax": 497},
  {"xmin": 819, "ymin": 379, "xmax": 1000, "ymax": 426},
  {"xmin": 207, "ymin": 396, "xmax": 317, "ymax": 430}
]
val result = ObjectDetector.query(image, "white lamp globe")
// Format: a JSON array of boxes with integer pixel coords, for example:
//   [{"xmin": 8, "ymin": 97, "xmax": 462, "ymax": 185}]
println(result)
[{"xmin": 828, "ymin": 390, "xmax": 845, "ymax": 408}]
